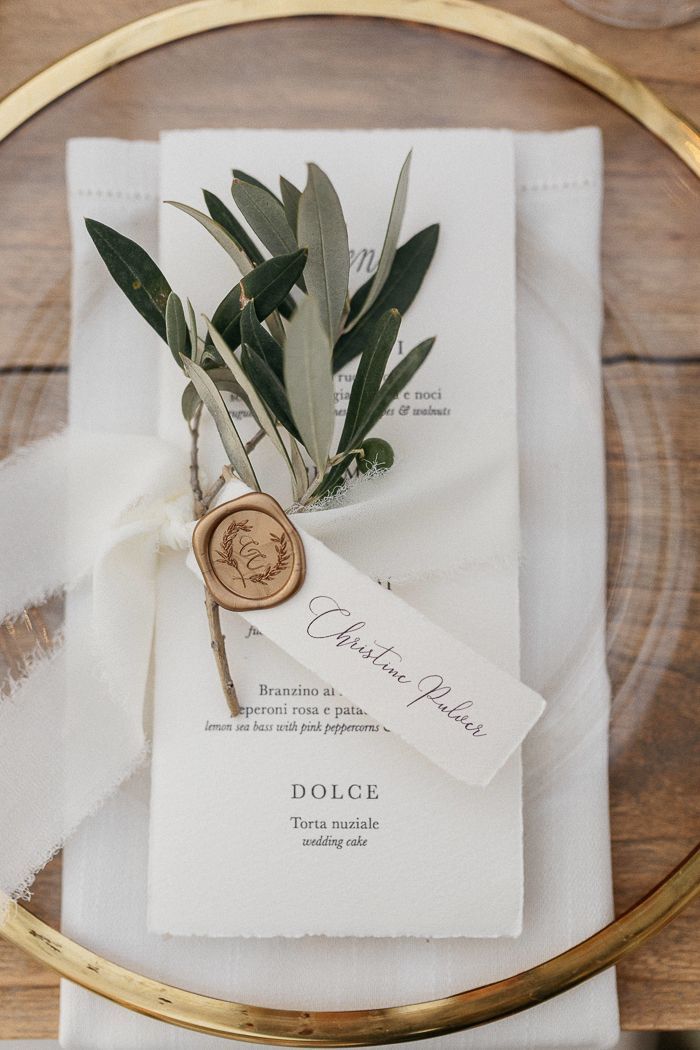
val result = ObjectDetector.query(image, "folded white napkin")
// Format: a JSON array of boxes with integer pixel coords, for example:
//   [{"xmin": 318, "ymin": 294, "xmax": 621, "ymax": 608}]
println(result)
[{"xmin": 59, "ymin": 129, "xmax": 618, "ymax": 1048}]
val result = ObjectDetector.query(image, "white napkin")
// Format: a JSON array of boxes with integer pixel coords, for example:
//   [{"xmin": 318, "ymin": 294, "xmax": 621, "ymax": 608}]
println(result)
[{"xmin": 59, "ymin": 129, "xmax": 619, "ymax": 1048}]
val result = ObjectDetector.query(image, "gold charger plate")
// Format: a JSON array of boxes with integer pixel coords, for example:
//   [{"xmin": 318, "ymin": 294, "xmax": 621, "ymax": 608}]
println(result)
[{"xmin": 0, "ymin": 0, "xmax": 698, "ymax": 1042}]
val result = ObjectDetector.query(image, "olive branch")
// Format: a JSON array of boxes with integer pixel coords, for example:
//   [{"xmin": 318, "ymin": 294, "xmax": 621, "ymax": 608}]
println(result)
[
  {"xmin": 248, "ymin": 532, "xmax": 290, "ymax": 585},
  {"xmin": 215, "ymin": 519, "xmax": 253, "ymax": 566},
  {"xmin": 86, "ymin": 153, "xmax": 439, "ymax": 715},
  {"xmin": 213, "ymin": 519, "xmax": 255, "ymax": 590}
]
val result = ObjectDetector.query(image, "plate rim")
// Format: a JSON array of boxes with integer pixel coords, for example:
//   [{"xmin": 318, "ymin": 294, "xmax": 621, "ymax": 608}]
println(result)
[{"xmin": 0, "ymin": 0, "xmax": 699, "ymax": 1042}]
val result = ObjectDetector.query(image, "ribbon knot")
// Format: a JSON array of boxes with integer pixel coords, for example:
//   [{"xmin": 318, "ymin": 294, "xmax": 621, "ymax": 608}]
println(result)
[{"xmin": 156, "ymin": 493, "xmax": 195, "ymax": 552}]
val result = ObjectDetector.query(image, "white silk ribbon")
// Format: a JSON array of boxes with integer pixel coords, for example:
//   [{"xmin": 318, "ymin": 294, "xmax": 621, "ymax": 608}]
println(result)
[{"xmin": 0, "ymin": 428, "xmax": 190, "ymax": 905}]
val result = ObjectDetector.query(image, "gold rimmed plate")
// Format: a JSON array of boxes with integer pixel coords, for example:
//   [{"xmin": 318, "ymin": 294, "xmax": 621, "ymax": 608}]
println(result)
[{"xmin": 0, "ymin": 0, "xmax": 698, "ymax": 1041}]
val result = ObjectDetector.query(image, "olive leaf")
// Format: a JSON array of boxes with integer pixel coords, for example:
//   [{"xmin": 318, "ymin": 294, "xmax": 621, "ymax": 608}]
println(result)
[
  {"xmin": 298, "ymin": 163, "xmax": 350, "ymax": 344},
  {"xmin": 288, "ymin": 439, "xmax": 310, "ymax": 500},
  {"xmin": 316, "ymin": 336, "xmax": 433, "ymax": 501},
  {"xmin": 85, "ymin": 218, "xmax": 173, "ymax": 343},
  {"xmin": 343, "ymin": 151, "xmax": 411, "ymax": 332},
  {"xmin": 280, "ymin": 176, "xmax": 301, "ymax": 235},
  {"xmin": 205, "ymin": 319, "xmax": 304, "ymax": 496},
  {"xmin": 185, "ymin": 299, "xmax": 203, "ymax": 364},
  {"xmin": 283, "ymin": 294, "xmax": 335, "ymax": 472},
  {"xmin": 337, "ymin": 308, "xmax": 400, "ymax": 453},
  {"xmin": 210, "ymin": 249, "xmax": 307, "ymax": 350},
  {"xmin": 231, "ymin": 178, "xmax": 298, "ymax": 260},
  {"xmin": 181, "ymin": 355, "xmax": 259, "ymax": 490},
  {"xmin": 181, "ymin": 378, "xmax": 201, "ymax": 422},
  {"xmin": 241, "ymin": 344, "xmax": 299, "ymax": 441},
  {"xmin": 204, "ymin": 189, "xmax": 264, "ymax": 266},
  {"xmin": 181, "ymin": 367, "xmax": 245, "ymax": 422},
  {"xmin": 288, "ymin": 435, "xmax": 309, "ymax": 502},
  {"xmin": 240, "ymin": 301, "xmax": 284, "ymax": 381},
  {"xmin": 334, "ymin": 223, "xmax": 439, "ymax": 370},
  {"xmin": 205, "ymin": 189, "xmax": 295, "ymax": 320},
  {"xmin": 232, "ymin": 169, "xmax": 282, "ymax": 202},
  {"xmin": 166, "ymin": 201, "xmax": 252, "ymax": 276},
  {"xmin": 265, "ymin": 309, "xmax": 287, "ymax": 348},
  {"xmin": 350, "ymin": 336, "xmax": 435, "ymax": 444},
  {"xmin": 165, "ymin": 292, "xmax": 189, "ymax": 366}
]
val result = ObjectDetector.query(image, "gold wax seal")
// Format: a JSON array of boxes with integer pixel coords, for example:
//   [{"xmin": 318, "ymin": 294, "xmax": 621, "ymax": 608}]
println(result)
[{"xmin": 192, "ymin": 493, "xmax": 305, "ymax": 612}]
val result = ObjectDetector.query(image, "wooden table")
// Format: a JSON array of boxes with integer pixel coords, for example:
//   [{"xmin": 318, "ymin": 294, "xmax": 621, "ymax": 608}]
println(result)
[{"xmin": 0, "ymin": 0, "xmax": 698, "ymax": 1039}]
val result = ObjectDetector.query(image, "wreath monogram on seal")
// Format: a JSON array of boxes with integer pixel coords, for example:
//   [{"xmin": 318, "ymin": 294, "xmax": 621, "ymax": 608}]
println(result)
[
  {"xmin": 214, "ymin": 517, "xmax": 291, "ymax": 591},
  {"xmin": 193, "ymin": 493, "xmax": 305, "ymax": 622}
]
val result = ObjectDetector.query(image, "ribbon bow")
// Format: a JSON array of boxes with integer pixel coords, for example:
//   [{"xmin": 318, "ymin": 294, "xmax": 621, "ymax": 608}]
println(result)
[{"xmin": 0, "ymin": 429, "xmax": 193, "ymax": 904}]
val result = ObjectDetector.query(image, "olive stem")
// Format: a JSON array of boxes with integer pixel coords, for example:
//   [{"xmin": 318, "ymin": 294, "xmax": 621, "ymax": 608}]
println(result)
[{"xmin": 190, "ymin": 410, "xmax": 240, "ymax": 717}]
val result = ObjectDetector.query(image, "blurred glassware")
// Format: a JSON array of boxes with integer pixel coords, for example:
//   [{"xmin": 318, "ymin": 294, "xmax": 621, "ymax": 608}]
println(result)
[{"xmin": 563, "ymin": 0, "xmax": 700, "ymax": 27}]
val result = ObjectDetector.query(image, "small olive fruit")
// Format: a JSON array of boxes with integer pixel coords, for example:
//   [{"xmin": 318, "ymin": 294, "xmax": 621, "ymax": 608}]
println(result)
[{"xmin": 357, "ymin": 437, "xmax": 395, "ymax": 474}]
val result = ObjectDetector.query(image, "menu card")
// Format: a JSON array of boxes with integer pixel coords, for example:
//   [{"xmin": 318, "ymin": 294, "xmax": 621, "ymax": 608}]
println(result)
[{"xmin": 148, "ymin": 129, "xmax": 524, "ymax": 937}]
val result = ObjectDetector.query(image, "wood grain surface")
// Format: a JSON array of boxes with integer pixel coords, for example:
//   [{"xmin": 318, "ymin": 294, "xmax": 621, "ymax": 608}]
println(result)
[{"xmin": 0, "ymin": 0, "xmax": 698, "ymax": 1038}]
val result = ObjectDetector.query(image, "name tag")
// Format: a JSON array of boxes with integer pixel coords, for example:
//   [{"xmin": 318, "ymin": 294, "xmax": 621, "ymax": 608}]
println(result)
[{"xmin": 191, "ymin": 486, "xmax": 544, "ymax": 788}]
